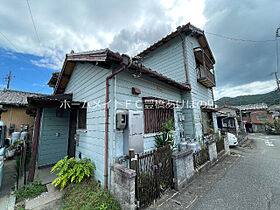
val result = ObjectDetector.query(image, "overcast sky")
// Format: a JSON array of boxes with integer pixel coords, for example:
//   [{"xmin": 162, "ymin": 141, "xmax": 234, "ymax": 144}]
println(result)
[{"xmin": 0, "ymin": 0, "xmax": 279, "ymax": 99}]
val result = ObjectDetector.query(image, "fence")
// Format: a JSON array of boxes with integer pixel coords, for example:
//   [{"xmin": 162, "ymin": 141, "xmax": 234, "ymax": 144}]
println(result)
[
  {"xmin": 216, "ymin": 138, "xmax": 225, "ymax": 154},
  {"xmin": 133, "ymin": 145, "xmax": 173, "ymax": 208},
  {"xmin": 193, "ymin": 147, "xmax": 210, "ymax": 169}
]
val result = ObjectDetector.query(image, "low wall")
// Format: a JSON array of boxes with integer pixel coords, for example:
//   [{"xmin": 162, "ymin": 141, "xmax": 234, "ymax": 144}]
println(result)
[
  {"xmin": 172, "ymin": 149, "xmax": 194, "ymax": 191},
  {"xmin": 208, "ymin": 141, "xmax": 217, "ymax": 162},
  {"xmin": 224, "ymin": 135, "xmax": 230, "ymax": 154},
  {"xmin": 110, "ymin": 164, "xmax": 136, "ymax": 210}
]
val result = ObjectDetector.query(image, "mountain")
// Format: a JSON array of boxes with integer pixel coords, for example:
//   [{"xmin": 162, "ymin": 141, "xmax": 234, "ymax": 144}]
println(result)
[{"xmin": 216, "ymin": 91, "xmax": 280, "ymax": 107}]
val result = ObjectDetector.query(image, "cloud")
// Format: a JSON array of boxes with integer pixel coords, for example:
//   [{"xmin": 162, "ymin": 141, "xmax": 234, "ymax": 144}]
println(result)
[
  {"xmin": 203, "ymin": 0, "xmax": 280, "ymax": 90},
  {"xmin": 214, "ymin": 79, "xmax": 276, "ymax": 99},
  {"xmin": 0, "ymin": 0, "xmax": 206, "ymax": 69},
  {"xmin": 32, "ymin": 83, "xmax": 47, "ymax": 88}
]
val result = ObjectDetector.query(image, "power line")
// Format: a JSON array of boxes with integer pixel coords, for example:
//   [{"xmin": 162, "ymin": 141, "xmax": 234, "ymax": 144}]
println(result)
[
  {"xmin": 0, "ymin": 31, "xmax": 22, "ymax": 53},
  {"xmin": 205, "ymin": 31, "xmax": 276, "ymax": 43},
  {"xmin": 26, "ymin": 0, "xmax": 40, "ymax": 44},
  {"xmin": 0, "ymin": 31, "xmax": 31, "ymax": 64}
]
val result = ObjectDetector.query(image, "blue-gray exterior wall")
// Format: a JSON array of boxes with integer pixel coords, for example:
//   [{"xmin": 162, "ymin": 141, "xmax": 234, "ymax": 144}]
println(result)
[
  {"xmin": 113, "ymin": 71, "xmax": 183, "ymax": 153},
  {"xmin": 185, "ymin": 36, "xmax": 217, "ymax": 138},
  {"xmin": 140, "ymin": 34, "xmax": 217, "ymax": 139},
  {"xmin": 64, "ymin": 63, "xmax": 113, "ymax": 185},
  {"xmin": 141, "ymin": 36, "xmax": 186, "ymax": 83},
  {"xmin": 38, "ymin": 108, "xmax": 70, "ymax": 167}
]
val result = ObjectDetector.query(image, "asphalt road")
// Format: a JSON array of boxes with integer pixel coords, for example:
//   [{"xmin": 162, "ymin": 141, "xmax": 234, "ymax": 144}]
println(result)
[{"xmin": 191, "ymin": 133, "xmax": 280, "ymax": 210}]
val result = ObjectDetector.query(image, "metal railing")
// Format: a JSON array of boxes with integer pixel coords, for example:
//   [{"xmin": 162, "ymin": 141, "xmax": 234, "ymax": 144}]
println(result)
[{"xmin": 193, "ymin": 147, "xmax": 210, "ymax": 168}]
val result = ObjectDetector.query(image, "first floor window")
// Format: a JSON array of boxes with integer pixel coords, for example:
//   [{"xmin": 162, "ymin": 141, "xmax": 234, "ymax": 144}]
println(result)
[
  {"xmin": 78, "ymin": 108, "xmax": 87, "ymax": 130},
  {"xmin": 142, "ymin": 97, "xmax": 175, "ymax": 134}
]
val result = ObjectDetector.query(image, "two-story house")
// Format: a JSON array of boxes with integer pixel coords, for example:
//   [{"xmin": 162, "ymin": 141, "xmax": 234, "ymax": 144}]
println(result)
[
  {"xmin": 135, "ymin": 23, "xmax": 218, "ymax": 139},
  {"xmin": 27, "ymin": 23, "xmax": 218, "ymax": 188}
]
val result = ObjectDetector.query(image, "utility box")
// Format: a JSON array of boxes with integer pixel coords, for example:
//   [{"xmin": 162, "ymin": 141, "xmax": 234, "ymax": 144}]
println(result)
[
  {"xmin": 126, "ymin": 111, "xmax": 144, "ymax": 154},
  {"xmin": 116, "ymin": 112, "xmax": 127, "ymax": 130}
]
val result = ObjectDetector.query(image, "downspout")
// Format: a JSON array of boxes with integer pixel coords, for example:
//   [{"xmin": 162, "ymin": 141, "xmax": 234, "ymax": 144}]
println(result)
[
  {"xmin": 104, "ymin": 55, "xmax": 130, "ymax": 189},
  {"xmin": 178, "ymin": 32, "xmax": 189, "ymax": 85}
]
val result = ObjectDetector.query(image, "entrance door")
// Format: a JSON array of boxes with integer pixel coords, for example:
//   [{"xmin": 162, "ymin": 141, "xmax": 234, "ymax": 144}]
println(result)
[{"xmin": 68, "ymin": 109, "xmax": 77, "ymax": 158}]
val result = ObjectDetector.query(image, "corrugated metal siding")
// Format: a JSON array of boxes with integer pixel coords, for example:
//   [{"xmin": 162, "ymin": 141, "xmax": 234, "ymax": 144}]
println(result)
[
  {"xmin": 114, "ymin": 71, "xmax": 182, "ymax": 152},
  {"xmin": 38, "ymin": 108, "xmax": 69, "ymax": 167},
  {"xmin": 1, "ymin": 106, "xmax": 35, "ymax": 139},
  {"xmin": 64, "ymin": 63, "xmax": 112, "ymax": 185},
  {"xmin": 141, "ymin": 37, "xmax": 186, "ymax": 83}
]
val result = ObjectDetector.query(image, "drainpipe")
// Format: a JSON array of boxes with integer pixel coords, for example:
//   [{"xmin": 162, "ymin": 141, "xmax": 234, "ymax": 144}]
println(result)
[
  {"xmin": 104, "ymin": 55, "xmax": 130, "ymax": 189},
  {"xmin": 178, "ymin": 32, "xmax": 189, "ymax": 85}
]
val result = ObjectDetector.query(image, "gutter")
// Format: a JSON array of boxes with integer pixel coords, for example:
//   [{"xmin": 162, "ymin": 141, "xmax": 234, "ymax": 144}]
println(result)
[
  {"xmin": 104, "ymin": 55, "xmax": 130, "ymax": 189},
  {"xmin": 178, "ymin": 31, "xmax": 189, "ymax": 85}
]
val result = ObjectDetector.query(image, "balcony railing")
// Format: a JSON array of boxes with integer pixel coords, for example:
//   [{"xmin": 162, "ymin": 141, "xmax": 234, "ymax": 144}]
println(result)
[{"xmin": 197, "ymin": 65, "xmax": 216, "ymax": 88}]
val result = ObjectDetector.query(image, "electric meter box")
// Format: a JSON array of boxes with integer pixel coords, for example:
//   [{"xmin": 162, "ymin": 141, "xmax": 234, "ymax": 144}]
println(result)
[{"xmin": 116, "ymin": 112, "xmax": 127, "ymax": 130}]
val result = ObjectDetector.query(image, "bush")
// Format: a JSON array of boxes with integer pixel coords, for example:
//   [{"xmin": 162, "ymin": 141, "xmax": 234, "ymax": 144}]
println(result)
[
  {"xmin": 51, "ymin": 156, "xmax": 96, "ymax": 191},
  {"xmin": 154, "ymin": 119, "xmax": 176, "ymax": 151},
  {"xmin": 15, "ymin": 180, "xmax": 47, "ymax": 203},
  {"xmin": 63, "ymin": 179, "xmax": 120, "ymax": 210}
]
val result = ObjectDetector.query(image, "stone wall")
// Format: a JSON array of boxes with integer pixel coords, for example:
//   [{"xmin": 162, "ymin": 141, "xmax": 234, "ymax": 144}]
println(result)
[
  {"xmin": 110, "ymin": 164, "xmax": 136, "ymax": 210},
  {"xmin": 208, "ymin": 141, "xmax": 217, "ymax": 162},
  {"xmin": 172, "ymin": 149, "xmax": 194, "ymax": 191}
]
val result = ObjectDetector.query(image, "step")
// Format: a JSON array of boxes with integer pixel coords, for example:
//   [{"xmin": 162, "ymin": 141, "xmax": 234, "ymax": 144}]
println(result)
[{"xmin": 25, "ymin": 186, "xmax": 63, "ymax": 210}]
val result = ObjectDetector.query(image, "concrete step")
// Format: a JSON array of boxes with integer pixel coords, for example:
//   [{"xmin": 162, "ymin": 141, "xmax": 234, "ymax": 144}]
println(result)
[{"xmin": 25, "ymin": 184, "xmax": 63, "ymax": 210}]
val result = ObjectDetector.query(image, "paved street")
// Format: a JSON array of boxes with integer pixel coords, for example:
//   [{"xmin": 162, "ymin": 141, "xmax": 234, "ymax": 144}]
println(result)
[
  {"xmin": 191, "ymin": 133, "xmax": 280, "ymax": 210},
  {"xmin": 148, "ymin": 134, "xmax": 280, "ymax": 210}
]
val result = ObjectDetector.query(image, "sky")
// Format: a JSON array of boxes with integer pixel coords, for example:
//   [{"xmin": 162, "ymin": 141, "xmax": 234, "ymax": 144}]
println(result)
[{"xmin": 0, "ymin": 0, "xmax": 279, "ymax": 99}]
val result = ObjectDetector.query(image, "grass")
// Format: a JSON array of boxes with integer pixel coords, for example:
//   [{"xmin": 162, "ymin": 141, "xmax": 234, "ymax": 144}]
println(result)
[
  {"xmin": 62, "ymin": 179, "xmax": 120, "ymax": 210},
  {"xmin": 15, "ymin": 180, "xmax": 47, "ymax": 203}
]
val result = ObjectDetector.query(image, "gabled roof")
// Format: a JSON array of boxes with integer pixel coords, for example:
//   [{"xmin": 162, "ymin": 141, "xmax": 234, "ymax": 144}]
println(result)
[
  {"xmin": 136, "ymin": 23, "xmax": 215, "ymax": 64},
  {"xmin": 54, "ymin": 49, "xmax": 191, "ymax": 94},
  {"xmin": 0, "ymin": 89, "xmax": 46, "ymax": 106}
]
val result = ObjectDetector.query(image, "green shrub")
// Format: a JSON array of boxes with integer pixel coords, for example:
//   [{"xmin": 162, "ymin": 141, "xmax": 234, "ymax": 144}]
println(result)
[
  {"xmin": 217, "ymin": 135, "xmax": 223, "ymax": 141},
  {"xmin": 63, "ymin": 179, "xmax": 120, "ymax": 210},
  {"xmin": 15, "ymin": 180, "xmax": 47, "ymax": 203},
  {"xmin": 51, "ymin": 156, "xmax": 96, "ymax": 191},
  {"xmin": 154, "ymin": 119, "xmax": 177, "ymax": 151}
]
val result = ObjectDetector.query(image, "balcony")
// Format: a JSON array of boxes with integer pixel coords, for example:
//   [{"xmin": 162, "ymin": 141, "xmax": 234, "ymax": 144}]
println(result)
[{"xmin": 196, "ymin": 65, "xmax": 216, "ymax": 88}]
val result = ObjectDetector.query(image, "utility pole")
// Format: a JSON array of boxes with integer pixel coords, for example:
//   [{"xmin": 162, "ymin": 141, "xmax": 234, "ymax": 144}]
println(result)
[
  {"xmin": 275, "ymin": 72, "xmax": 280, "ymax": 91},
  {"xmin": 276, "ymin": 27, "xmax": 280, "ymax": 89},
  {"xmin": 6, "ymin": 71, "xmax": 11, "ymax": 89}
]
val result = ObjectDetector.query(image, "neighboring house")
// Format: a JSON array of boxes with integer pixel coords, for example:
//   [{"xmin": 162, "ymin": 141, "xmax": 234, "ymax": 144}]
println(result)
[
  {"xmin": 27, "ymin": 23, "xmax": 218, "ymax": 188},
  {"xmin": 216, "ymin": 105, "xmax": 239, "ymax": 134},
  {"xmin": 268, "ymin": 105, "xmax": 280, "ymax": 120},
  {"xmin": 234, "ymin": 104, "xmax": 272, "ymax": 133},
  {"xmin": 0, "ymin": 89, "xmax": 45, "ymax": 139},
  {"xmin": 250, "ymin": 110, "xmax": 273, "ymax": 132}
]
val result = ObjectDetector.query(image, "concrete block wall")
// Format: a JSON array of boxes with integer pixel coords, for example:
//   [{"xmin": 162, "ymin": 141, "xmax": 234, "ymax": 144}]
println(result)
[
  {"xmin": 224, "ymin": 135, "xmax": 230, "ymax": 154},
  {"xmin": 208, "ymin": 141, "xmax": 217, "ymax": 162},
  {"xmin": 172, "ymin": 149, "xmax": 195, "ymax": 191},
  {"xmin": 110, "ymin": 164, "xmax": 136, "ymax": 210}
]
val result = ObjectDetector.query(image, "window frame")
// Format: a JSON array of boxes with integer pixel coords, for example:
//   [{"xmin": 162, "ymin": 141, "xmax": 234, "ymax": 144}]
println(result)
[
  {"xmin": 77, "ymin": 108, "xmax": 87, "ymax": 130},
  {"xmin": 142, "ymin": 97, "xmax": 177, "ymax": 134}
]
